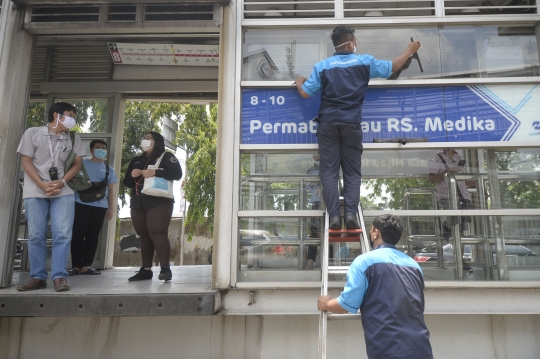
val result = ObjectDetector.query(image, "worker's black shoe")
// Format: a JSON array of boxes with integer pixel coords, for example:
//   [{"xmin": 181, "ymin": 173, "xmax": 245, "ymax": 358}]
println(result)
[
  {"xmin": 329, "ymin": 216, "xmax": 341, "ymax": 230},
  {"xmin": 345, "ymin": 213, "xmax": 360, "ymax": 229}
]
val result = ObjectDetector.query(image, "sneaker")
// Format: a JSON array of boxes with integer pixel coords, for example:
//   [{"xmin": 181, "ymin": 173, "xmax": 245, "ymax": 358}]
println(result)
[
  {"xmin": 158, "ymin": 266, "xmax": 172, "ymax": 281},
  {"xmin": 345, "ymin": 213, "xmax": 360, "ymax": 229},
  {"xmin": 329, "ymin": 216, "xmax": 341, "ymax": 230},
  {"xmin": 128, "ymin": 267, "xmax": 153, "ymax": 282}
]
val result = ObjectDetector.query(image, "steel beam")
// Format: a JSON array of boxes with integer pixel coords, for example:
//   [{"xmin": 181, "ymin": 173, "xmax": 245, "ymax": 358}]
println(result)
[
  {"xmin": 39, "ymin": 80, "xmax": 218, "ymax": 94},
  {"xmin": 14, "ymin": 0, "xmax": 230, "ymax": 5}
]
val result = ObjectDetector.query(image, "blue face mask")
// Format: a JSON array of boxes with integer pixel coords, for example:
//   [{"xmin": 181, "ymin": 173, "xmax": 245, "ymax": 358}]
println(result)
[{"xmin": 93, "ymin": 148, "xmax": 107, "ymax": 159}]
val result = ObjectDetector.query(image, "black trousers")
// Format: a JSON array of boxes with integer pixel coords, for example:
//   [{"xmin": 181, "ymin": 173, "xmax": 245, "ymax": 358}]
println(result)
[
  {"xmin": 317, "ymin": 122, "xmax": 363, "ymax": 218},
  {"xmin": 131, "ymin": 199, "xmax": 173, "ymax": 268},
  {"xmin": 71, "ymin": 202, "xmax": 107, "ymax": 268}
]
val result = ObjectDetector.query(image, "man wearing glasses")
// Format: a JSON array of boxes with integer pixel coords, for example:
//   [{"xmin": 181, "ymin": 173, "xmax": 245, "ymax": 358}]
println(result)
[{"xmin": 16, "ymin": 102, "xmax": 86, "ymax": 292}]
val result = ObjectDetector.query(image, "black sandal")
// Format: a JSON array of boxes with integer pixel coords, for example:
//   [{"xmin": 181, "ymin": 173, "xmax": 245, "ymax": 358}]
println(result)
[
  {"xmin": 80, "ymin": 268, "xmax": 101, "ymax": 275},
  {"xmin": 68, "ymin": 268, "xmax": 80, "ymax": 276}
]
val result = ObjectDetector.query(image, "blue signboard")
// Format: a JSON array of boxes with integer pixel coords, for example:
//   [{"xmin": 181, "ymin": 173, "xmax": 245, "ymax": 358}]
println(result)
[{"xmin": 242, "ymin": 85, "xmax": 539, "ymax": 144}]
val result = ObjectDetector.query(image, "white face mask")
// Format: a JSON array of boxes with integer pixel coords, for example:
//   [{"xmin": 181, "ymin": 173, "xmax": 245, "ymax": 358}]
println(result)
[
  {"xmin": 53, "ymin": 114, "xmax": 76, "ymax": 130},
  {"xmin": 141, "ymin": 139, "xmax": 153, "ymax": 151},
  {"xmin": 352, "ymin": 45, "xmax": 357, "ymax": 54}
]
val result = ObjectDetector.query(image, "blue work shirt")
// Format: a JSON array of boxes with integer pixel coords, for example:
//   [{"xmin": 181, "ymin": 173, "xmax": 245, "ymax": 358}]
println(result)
[
  {"xmin": 75, "ymin": 159, "xmax": 118, "ymax": 208},
  {"xmin": 338, "ymin": 243, "xmax": 433, "ymax": 359},
  {"xmin": 302, "ymin": 51, "xmax": 392, "ymax": 123}
]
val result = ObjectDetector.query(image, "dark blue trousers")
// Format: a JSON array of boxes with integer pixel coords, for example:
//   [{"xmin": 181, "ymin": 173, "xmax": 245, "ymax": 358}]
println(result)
[{"xmin": 316, "ymin": 122, "xmax": 363, "ymax": 218}]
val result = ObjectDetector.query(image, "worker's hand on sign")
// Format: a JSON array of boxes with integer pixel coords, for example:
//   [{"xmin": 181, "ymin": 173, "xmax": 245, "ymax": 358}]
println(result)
[
  {"xmin": 318, "ymin": 294, "xmax": 331, "ymax": 312},
  {"xmin": 407, "ymin": 41, "xmax": 421, "ymax": 55},
  {"xmin": 295, "ymin": 76, "xmax": 306, "ymax": 87}
]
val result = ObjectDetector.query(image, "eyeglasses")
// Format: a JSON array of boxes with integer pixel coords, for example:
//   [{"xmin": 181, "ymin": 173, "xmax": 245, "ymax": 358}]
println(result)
[{"xmin": 142, "ymin": 135, "xmax": 153, "ymax": 140}]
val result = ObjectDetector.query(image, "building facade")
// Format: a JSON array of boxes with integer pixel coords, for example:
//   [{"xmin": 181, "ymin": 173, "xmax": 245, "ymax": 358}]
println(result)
[{"xmin": 1, "ymin": 0, "xmax": 540, "ymax": 357}]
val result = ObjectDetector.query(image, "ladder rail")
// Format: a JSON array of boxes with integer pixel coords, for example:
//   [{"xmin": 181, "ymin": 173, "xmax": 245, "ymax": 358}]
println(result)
[
  {"xmin": 357, "ymin": 203, "xmax": 371, "ymax": 254},
  {"xmin": 318, "ymin": 210, "xmax": 330, "ymax": 359},
  {"xmin": 319, "ymin": 203, "xmax": 370, "ymax": 359}
]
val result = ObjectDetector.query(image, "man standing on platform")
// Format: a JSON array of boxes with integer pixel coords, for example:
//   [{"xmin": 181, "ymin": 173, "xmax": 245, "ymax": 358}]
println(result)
[
  {"xmin": 295, "ymin": 26, "xmax": 421, "ymax": 229},
  {"xmin": 16, "ymin": 102, "xmax": 86, "ymax": 292}
]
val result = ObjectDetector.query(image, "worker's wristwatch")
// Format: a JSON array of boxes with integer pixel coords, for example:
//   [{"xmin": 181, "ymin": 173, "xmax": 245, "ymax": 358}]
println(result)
[{"xmin": 61, "ymin": 179, "xmax": 66, "ymax": 187}]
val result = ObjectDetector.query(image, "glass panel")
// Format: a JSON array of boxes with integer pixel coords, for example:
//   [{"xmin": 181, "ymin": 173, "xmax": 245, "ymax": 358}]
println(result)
[
  {"xmin": 242, "ymin": 26, "xmax": 539, "ymax": 81},
  {"xmin": 238, "ymin": 217, "xmax": 366, "ymax": 282},
  {"xmin": 54, "ymin": 100, "xmax": 109, "ymax": 133},
  {"xmin": 241, "ymin": 149, "xmax": 539, "ymax": 211},
  {"xmin": 440, "ymin": 26, "xmax": 539, "ymax": 78},
  {"xmin": 241, "ymin": 153, "xmax": 322, "ymax": 211},
  {"xmin": 486, "ymin": 148, "xmax": 540, "ymax": 209},
  {"xmin": 353, "ymin": 27, "xmax": 441, "ymax": 80},
  {"xmin": 362, "ymin": 149, "xmax": 485, "ymax": 210},
  {"xmin": 242, "ymin": 29, "xmax": 326, "ymax": 81},
  {"xmin": 406, "ymin": 214, "xmax": 540, "ymax": 281}
]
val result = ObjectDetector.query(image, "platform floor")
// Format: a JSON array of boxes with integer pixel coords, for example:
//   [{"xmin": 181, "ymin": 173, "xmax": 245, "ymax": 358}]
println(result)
[{"xmin": 0, "ymin": 266, "xmax": 220, "ymax": 317}]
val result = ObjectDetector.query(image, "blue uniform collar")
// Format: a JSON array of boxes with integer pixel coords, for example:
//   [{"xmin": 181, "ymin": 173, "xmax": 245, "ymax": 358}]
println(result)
[
  {"xmin": 333, "ymin": 51, "xmax": 354, "ymax": 56},
  {"xmin": 374, "ymin": 243, "xmax": 396, "ymax": 250}
]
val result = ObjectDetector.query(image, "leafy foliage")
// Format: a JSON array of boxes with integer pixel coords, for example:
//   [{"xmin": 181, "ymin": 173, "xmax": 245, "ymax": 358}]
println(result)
[{"xmin": 176, "ymin": 104, "xmax": 217, "ymax": 240}]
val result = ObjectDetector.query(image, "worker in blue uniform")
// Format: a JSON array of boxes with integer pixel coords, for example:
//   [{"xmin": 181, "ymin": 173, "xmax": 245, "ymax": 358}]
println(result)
[
  {"xmin": 317, "ymin": 214, "xmax": 433, "ymax": 359},
  {"xmin": 295, "ymin": 26, "xmax": 421, "ymax": 229}
]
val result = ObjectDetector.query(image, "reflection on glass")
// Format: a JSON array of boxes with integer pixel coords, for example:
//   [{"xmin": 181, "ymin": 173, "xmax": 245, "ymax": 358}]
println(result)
[
  {"xmin": 378, "ymin": 214, "xmax": 540, "ymax": 282},
  {"xmin": 238, "ymin": 217, "xmax": 365, "ymax": 282},
  {"xmin": 488, "ymin": 148, "xmax": 540, "ymax": 209},
  {"xmin": 243, "ymin": 29, "xmax": 326, "ymax": 81},
  {"xmin": 241, "ymin": 153, "xmax": 322, "ymax": 211},
  {"xmin": 242, "ymin": 26, "xmax": 539, "ymax": 81},
  {"xmin": 353, "ymin": 27, "xmax": 440, "ymax": 80},
  {"xmin": 440, "ymin": 26, "xmax": 539, "ymax": 78},
  {"xmin": 238, "ymin": 217, "xmax": 324, "ymax": 281},
  {"xmin": 55, "ymin": 100, "xmax": 109, "ymax": 133}
]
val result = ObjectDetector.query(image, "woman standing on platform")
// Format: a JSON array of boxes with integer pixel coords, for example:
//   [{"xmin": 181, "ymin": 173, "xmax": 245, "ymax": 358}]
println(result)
[{"xmin": 123, "ymin": 131, "xmax": 182, "ymax": 282}]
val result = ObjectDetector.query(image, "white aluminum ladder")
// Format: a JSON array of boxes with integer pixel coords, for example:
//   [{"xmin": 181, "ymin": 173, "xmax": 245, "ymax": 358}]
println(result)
[{"xmin": 318, "ymin": 202, "xmax": 370, "ymax": 359}]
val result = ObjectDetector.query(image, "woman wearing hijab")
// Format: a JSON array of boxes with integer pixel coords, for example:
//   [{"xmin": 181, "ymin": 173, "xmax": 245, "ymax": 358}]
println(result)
[{"xmin": 123, "ymin": 131, "xmax": 182, "ymax": 282}]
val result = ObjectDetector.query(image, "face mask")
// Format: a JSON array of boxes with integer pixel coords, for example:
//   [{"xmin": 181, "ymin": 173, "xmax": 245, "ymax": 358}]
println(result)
[
  {"xmin": 141, "ymin": 139, "xmax": 153, "ymax": 151},
  {"xmin": 53, "ymin": 114, "xmax": 76, "ymax": 130},
  {"xmin": 93, "ymin": 149, "xmax": 107, "ymax": 159},
  {"xmin": 352, "ymin": 45, "xmax": 357, "ymax": 54}
]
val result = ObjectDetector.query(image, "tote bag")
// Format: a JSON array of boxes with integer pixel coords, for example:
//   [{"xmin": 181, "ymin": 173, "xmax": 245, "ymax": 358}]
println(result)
[{"xmin": 141, "ymin": 152, "xmax": 174, "ymax": 199}]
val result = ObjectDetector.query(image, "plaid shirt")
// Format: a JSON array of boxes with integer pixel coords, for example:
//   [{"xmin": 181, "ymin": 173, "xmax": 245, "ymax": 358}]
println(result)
[{"xmin": 427, "ymin": 150, "xmax": 469, "ymax": 200}]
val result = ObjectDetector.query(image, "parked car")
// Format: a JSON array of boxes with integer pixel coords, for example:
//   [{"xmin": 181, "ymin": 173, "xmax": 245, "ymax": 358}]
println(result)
[{"xmin": 414, "ymin": 242, "xmax": 540, "ymax": 265}]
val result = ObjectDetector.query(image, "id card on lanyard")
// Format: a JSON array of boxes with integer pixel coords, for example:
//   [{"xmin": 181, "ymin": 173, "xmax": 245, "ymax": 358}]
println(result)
[{"xmin": 47, "ymin": 132, "xmax": 64, "ymax": 167}]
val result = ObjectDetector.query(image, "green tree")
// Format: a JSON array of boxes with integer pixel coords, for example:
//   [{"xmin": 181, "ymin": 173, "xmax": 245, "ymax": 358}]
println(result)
[
  {"xmin": 176, "ymin": 104, "xmax": 217, "ymax": 240},
  {"xmin": 118, "ymin": 102, "xmax": 186, "ymax": 205}
]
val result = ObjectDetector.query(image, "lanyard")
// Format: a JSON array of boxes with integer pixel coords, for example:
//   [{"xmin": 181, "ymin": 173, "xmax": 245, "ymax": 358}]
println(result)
[{"xmin": 47, "ymin": 132, "xmax": 64, "ymax": 167}]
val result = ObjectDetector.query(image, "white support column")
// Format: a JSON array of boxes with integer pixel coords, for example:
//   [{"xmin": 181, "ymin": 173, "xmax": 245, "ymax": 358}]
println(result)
[
  {"xmin": 212, "ymin": 0, "xmax": 237, "ymax": 289},
  {"xmin": 434, "ymin": 0, "xmax": 445, "ymax": 17},
  {"xmin": 101, "ymin": 94, "xmax": 126, "ymax": 269},
  {"xmin": 0, "ymin": 1, "xmax": 35, "ymax": 287}
]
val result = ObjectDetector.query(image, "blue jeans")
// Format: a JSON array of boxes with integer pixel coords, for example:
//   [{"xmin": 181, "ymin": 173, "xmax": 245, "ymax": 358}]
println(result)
[{"xmin": 25, "ymin": 195, "xmax": 75, "ymax": 281}]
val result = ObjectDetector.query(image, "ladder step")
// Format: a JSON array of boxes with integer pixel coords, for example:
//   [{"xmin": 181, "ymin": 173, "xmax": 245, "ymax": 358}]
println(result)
[
  {"xmin": 329, "ymin": 229, "xmax": 363, "ymax": 234},
  {"xmin": 328, "ymin": 229, "xmax": 362, "ymax": 243},
  {"xmin": 329, "ymin": 235, "xmax": 360, "ymax": 243},
  {"xmin": 328, "ymin": 266, "xmax": 349, "ymax": 275},
  {"xmin": 328, "ymin": 313, "xmax": 361, "ymax": 321}
]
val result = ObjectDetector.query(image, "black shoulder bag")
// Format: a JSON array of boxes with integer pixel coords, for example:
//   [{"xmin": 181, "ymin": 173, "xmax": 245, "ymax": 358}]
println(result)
[{"xmin": 77, "ymin": 165, "xmax": 110, "ymax": 203}]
